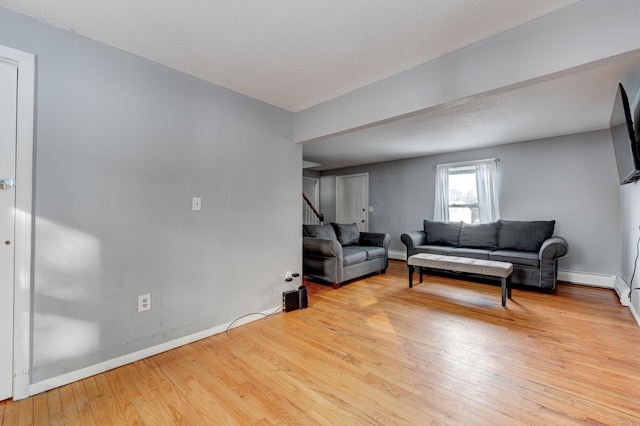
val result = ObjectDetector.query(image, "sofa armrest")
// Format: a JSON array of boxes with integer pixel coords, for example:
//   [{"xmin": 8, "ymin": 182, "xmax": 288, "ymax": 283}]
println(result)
[
  {"xmin": 539, "ymin": 236, "xmax": 569, "ymax": 260},
  {"xmin": 303, "ymin": 237, "xmax": 343, "ymax": 258},
  {"xmin": 400, "ymin": 231, "xmax": 427, "ymax": 258},
  {"xmin": 358, "ymin": 232, "xmax": 391, "ymax": 249}
]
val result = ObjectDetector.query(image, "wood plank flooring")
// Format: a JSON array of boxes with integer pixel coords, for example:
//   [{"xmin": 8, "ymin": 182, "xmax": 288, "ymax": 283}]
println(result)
[{"xmin": 2, "ymin": 259, "xmax": 640, "ymax": 425}]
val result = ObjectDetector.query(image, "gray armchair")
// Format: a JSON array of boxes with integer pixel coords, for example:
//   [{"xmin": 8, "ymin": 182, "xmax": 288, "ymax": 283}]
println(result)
[{"xmin": 303, "ymin": 223, "xmax": 391, "ymax": 288}]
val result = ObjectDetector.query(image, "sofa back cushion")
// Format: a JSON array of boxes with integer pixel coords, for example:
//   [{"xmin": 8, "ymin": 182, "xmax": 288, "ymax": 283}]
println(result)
[
  {"xmin": 423, "ymin": 220, "xmax": 462, "ymax": 246},
  {"xmin": 331, "ymin": 222, "xmax": 360, "ymax": 246},
  {"xmin": 498, "ymin": 220, "xmax": 555, "ymax": 252},
  {"xmin": 458, "ymin": 222, "xmax": 501, "ymax": 249},
  {"xmin": 303, "ymin": 224, "xmax": 338, "ymax": 241}
]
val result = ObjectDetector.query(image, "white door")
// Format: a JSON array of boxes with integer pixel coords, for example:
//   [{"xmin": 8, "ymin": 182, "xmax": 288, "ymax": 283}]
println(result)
[
  {"xmin": 336, "ymin": 173, "xmax": 368, "ymax": 232},
  {"xmin": 0, "ymin": 60, "xmax": 17, "ymax": 401}
]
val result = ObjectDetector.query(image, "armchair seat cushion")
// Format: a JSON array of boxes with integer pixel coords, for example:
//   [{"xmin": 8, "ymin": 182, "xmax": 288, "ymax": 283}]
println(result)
[
  {"xmin": 357, "ymin": 245, "xmax": 387, "ymax": 260},
  {"xmin": 342, "ymin": 247, "xmax": 368, "ymax": 266}
]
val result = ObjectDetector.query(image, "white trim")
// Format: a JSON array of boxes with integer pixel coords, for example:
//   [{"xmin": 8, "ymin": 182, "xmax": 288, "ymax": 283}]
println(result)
[
  {"xmin": 0, "ymin": 45, "xmax": 35, "ymax": 401},
  {"xmin": 613, "ymin": 276, "xmax": 631, "ymax": 307},
  {"xmin": 30, "ymin": 305, "xmax": 281, "ymax": 396},
  {"xmin": 557, "ymin": 270, "xmax": 616, "ymax": 288},
  {"xmin": 433, "ymin": 157, "xmax": 499, "ymax": 169},
  {"xmin": 630, "ymin": 301, "xmax": 640, "ymax": 328},
  {"xmin": 389, "ymin": 250, "xmax": 406, "ymax": 261}
]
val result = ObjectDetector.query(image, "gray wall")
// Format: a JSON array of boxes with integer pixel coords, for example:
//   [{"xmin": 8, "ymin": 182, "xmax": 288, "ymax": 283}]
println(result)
[
  {"xmin": 0, "ymin": 7, "xmax": 301, "ymax": 383},
  {"xmin": 320, "ymin": 130, "xmax": 621, "ymax": 275}
]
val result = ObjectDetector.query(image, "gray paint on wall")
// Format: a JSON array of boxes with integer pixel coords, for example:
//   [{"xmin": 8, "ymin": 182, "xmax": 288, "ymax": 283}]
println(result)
[
  {"xmin": 321, "ymin": 130, "xmax": 621, "ymax": 275},
  {"xmin": 0, "ymin": 7, "xmax": 301, "ymax": 383}
]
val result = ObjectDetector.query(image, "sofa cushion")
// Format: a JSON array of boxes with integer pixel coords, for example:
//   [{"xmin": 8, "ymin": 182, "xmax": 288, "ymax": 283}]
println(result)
[
  {"xmin": 342, "ymin": 247, "xmax": 368, "ymax": 266},
  {"xmin": 331, "ymin": 222, "xmax": 360, "ymax": 246},
  {"xmin": 303, "ymin": 224, "xmax": 337, "ymax": 241},
  {"xmin": 489, "ymin": 250, "xmax": 540, "ymax": 268},
  {"xmin": 498, "ymin": 220, "xmax": 555, "ymax": 252},
  {"xmin": 423, "ymin": 220, "xmax": 462, "ymax": 246},
  {"xmin": 448, "ymin": 247, "xmax": 492, "ymax": 260},
  {"xmin": 357, "ymin": 246, "xmax": 386, "ymax": 260},
  {"xmin": 458, "ymin": 222, "xmax": 501, "ymax": 249},
  {"xmin": 415, "ymin": 245, "xmax": 453, "ymax": 256}
]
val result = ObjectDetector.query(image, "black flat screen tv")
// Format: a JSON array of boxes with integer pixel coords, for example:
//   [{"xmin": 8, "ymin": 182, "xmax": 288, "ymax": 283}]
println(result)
[{"xmin": 610, "ymin": 82, "xmax": 640, "ymax": 185}]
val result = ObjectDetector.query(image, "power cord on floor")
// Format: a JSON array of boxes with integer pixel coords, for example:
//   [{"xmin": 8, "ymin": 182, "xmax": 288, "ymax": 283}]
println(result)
[
  {"xmin": 628, "ymin": 225, "xmax": 640, "ymax": 301},
  {"xmin": 225, "ymin": 306, "xmax": 283, "ymax": 333},
  {"xmin": 226, "ymin": 273, "xmax": 302, "ymax": 332}
]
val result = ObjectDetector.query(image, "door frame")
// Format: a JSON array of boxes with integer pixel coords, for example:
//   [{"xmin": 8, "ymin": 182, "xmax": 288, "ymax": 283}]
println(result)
[
  {"xmin": 0, "ymin": 45, "xmax": 35, "ymax": 401},
  {"xmin": 336, "ymin": 172, "xmax": 369, "ymax": 232}
]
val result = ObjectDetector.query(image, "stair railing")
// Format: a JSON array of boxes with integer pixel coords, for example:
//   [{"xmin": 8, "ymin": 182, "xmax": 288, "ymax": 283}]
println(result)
[{"xmin": 303, "ymin": 192, "xmax": 324, "ymax": 225}]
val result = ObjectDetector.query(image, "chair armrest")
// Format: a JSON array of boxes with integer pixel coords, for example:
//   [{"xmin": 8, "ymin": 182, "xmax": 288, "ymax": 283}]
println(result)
[
  {"xmin": 303, "ymin": 237, "xmax": 342, "ymax": 258},
  {"xmin": 539, "ymin": 236, "xmax": 568, "ymax": 260},
  {"xmin": 358, "ymin": 232, "xmax": 391, "ymax": 249},
  {"xmin": 400, "ymin": 231, "xmax": 427, "ymax": 257}
]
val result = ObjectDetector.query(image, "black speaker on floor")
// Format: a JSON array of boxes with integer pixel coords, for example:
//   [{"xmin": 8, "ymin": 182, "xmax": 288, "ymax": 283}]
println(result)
[
  {"xmin": 298, "ymin": 285, "xmax": 308, "ymax": 309},
  {"xmin": 283, "ymin": 290, "xmax": 298, "ymax": 312}
]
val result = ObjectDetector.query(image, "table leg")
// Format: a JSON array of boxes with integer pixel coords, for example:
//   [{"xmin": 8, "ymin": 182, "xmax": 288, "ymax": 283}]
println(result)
[{"xmin": 408, "ymin": 265, "xmax": 414, "ymax": 288}]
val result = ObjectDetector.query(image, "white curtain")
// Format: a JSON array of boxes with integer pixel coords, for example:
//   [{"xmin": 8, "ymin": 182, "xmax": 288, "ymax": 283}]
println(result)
[
  {"xmin": 433, "ymin": 164, "xmax": 449, "ymax": 222},
  {"xmin": 476, "ymin": 159, "xmax": 500, "ymax": 223}
]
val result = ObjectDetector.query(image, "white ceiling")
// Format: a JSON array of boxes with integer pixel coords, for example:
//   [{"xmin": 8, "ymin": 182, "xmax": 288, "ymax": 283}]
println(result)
[
  {"xmin": 3, "ymin": 0, "xmax": 639, "ymax": 170},
  {"xmin": 0, "ymin": 0, "xmax": 577, "ymax": 111}
]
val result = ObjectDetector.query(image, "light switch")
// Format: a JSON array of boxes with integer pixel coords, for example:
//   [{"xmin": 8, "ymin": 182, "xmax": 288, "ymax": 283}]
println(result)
[{"xmin": 192, "ymin": 197, "xmax": 202, "ymax": 211}]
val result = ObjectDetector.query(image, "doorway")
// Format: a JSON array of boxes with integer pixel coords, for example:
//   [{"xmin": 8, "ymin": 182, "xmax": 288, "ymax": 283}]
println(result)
[
  {"xmin": 0, "ymin": 55, "xmax": 17, "ymax": 402},
  {"xmin": 0, "ymin": 45, "xmax": 35, "ymax": 401},
  {"xmin": 336, "ymin": 173, "xmax": 369, "ymax": 232}
]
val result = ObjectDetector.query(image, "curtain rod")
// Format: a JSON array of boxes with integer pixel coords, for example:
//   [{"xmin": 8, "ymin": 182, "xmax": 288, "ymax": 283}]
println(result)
[{"xmin": 432, "ymin": 157, "xmax": 500, "ymax": 169}]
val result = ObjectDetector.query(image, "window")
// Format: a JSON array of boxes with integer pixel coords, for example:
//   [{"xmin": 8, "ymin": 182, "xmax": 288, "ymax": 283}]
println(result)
[
  {"xmin": 434, "ymin": 159, "xmax": 499, "ymax": 223},
  {"xmin": 448, "ymin": 165, "xmax": 479, "ymax": 223}
]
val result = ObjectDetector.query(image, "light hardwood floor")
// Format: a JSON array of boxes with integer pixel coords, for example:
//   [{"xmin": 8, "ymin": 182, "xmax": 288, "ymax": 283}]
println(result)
[{"xmin": 2, "ymin": 260, "xmax": 640, "ymax": 425}]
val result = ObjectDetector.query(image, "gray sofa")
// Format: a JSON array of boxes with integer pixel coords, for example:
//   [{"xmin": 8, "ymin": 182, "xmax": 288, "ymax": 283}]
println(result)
[
  {"xmin": 401, "ymin": 220, "xmax": 568, "ymax": 290},
  {"xmin": 303, "ymin": 223, "xmax": 391, "ymax": 288}
]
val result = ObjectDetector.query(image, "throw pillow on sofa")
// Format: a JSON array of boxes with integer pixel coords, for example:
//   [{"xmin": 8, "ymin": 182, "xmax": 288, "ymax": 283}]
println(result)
[
  {"xmin": 498, "ymin": 220, "xmax": 555, "ymax": 252},
  {"xmin": 458, "ymin": 222, "xmax": 501, "ymax": 249},
  {"xmin": 303, "ymin": 224, "xmax": 338, "ymax": 241},
  {"xmin": 423, "ymin": 220, "xmax": 462, "ymax": 246},
  {"xmin": 331, "ymin": 222, "xmax": 360, "ymax": 246}
]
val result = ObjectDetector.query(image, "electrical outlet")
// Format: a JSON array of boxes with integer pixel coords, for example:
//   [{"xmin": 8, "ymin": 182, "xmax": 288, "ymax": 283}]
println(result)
[
  {"xmin": 138, "ymin": 294, "xmax": 151, "ymax": 312},
  {"xmin": 285, "ymin": 271, "xmax": 292, "ymax": 280},
  {"xmin": 192, "ymin": 197, "xmax": 202, "ymax": 211}
]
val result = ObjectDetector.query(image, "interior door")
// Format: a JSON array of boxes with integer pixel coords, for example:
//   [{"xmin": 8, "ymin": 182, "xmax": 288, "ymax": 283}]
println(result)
[
  {"xmin": 336, "ymin": 173, "xmax": 368, "ymax": 232},
  {"xmin": 0, "ymin": 60, "xmax": 17, "ymax": 401}
]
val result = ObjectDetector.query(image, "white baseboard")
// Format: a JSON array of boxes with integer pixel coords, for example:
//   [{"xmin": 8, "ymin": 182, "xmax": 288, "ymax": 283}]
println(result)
[
  {"xmin": 557, "ymin": 270, "xmax": 616, "ymax": 288},
  {"xmin": 388, "ymin": 250, "xmax": 406, "ymax": 261},
  {"xmin": 630, "ymin": 301, "xmax": 640, "ymax": 328},
  {"xmin": 29, "ymin": 305, "xmax": 281, "ymax": 396},
  {"xmin": 613, "ymin": 276, "xmax": 631, "ymax": 307}
]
